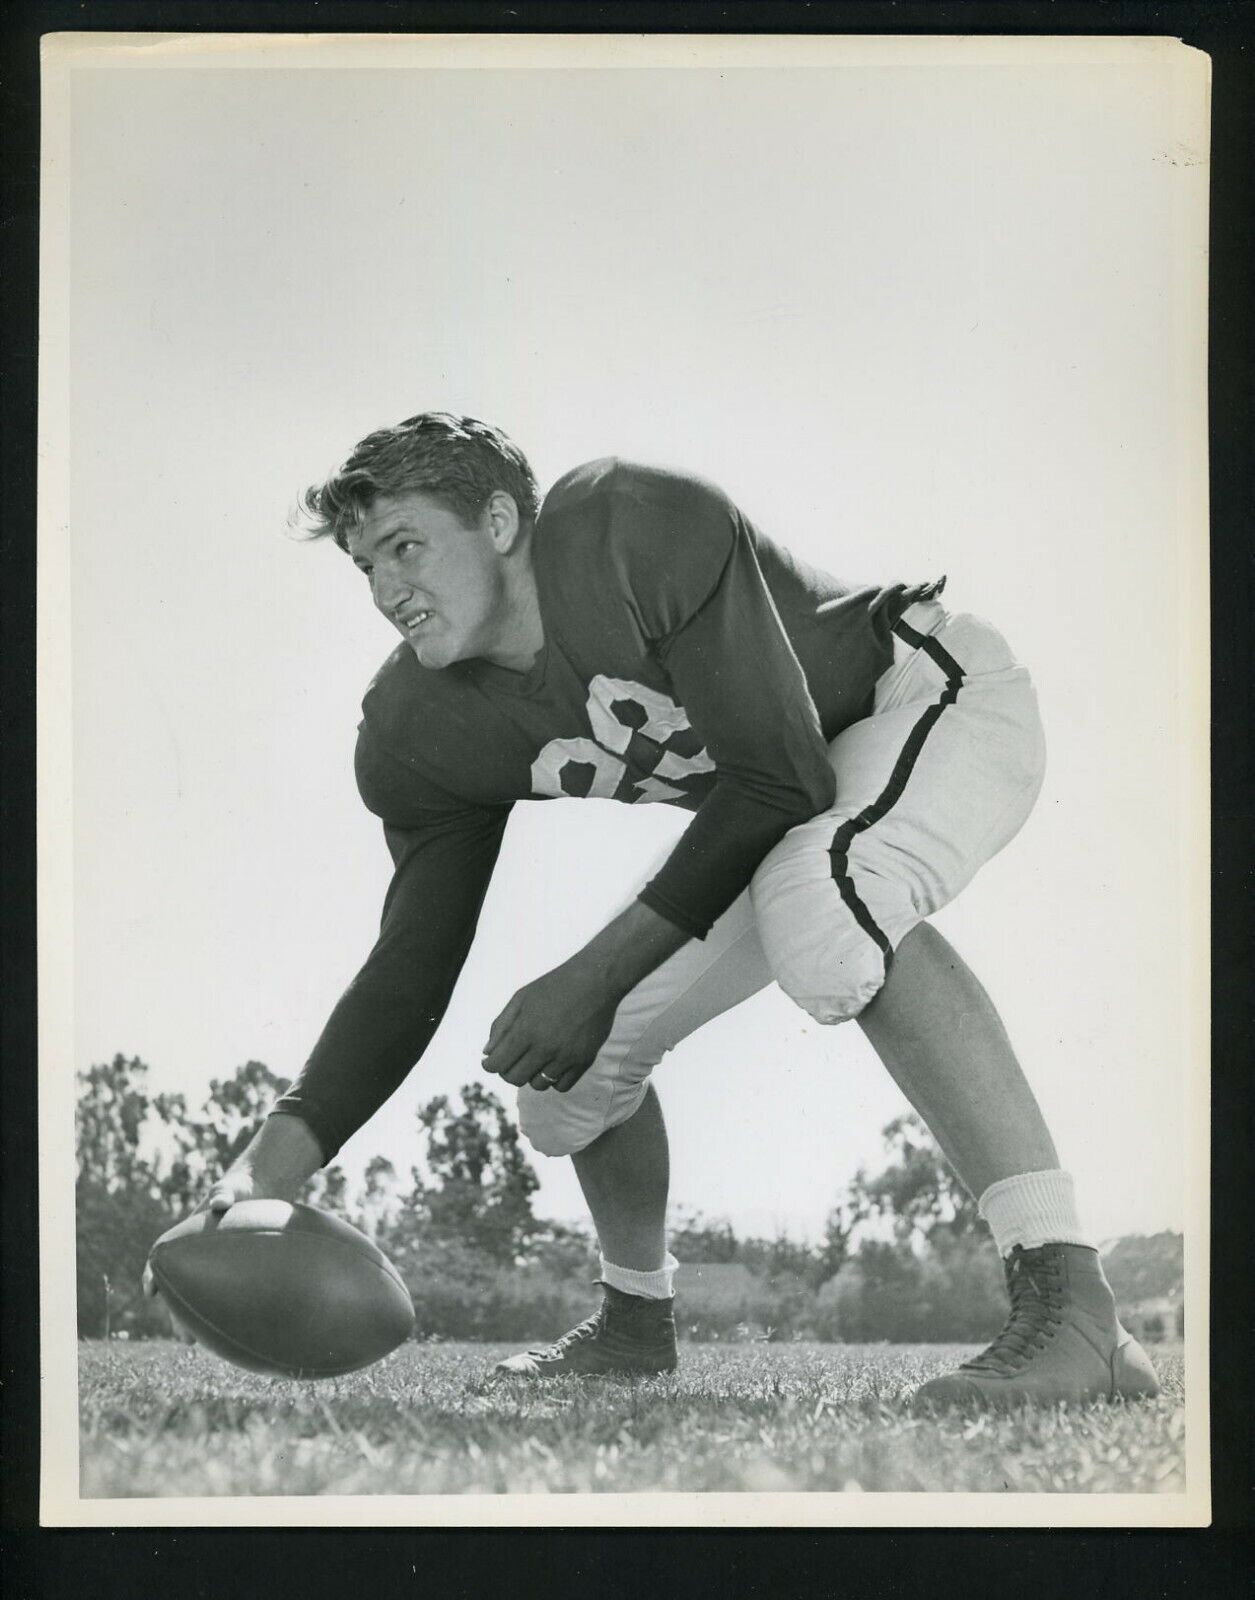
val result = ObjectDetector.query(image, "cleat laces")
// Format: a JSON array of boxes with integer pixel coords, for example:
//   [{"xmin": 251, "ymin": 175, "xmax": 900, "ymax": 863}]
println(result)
[
  {"xmin": 960, "ymin": 1247, "xmax": 1066, "ymax": 1377},
  {"xmin": 504, "ymin": 1282, "xmax": 675, "ymax": 1373},
  {"xmin": 525, "ymin": 1301, "xmax": 608, "ymax": 1364}
]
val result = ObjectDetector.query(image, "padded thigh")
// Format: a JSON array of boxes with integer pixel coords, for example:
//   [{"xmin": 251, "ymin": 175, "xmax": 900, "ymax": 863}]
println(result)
[
  {"xmin": 751, "ymin": 806, "xmax": 915, "ymax": 1024},
  {"xmin": 752, "ymin": 608, "xmax": 1046, "ymax": 1025},
  {"xmin": 517, "ymin": 604, "xmax": 1047, "ymax": 1142}
]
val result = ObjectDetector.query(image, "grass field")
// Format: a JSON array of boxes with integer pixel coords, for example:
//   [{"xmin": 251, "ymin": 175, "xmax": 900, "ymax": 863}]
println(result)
[{"xmin": 78, "ymin": 1339, "xmax": 1186, "ymax": 1498}]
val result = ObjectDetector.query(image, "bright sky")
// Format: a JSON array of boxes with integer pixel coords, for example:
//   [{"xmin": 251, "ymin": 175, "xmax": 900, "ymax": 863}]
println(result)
[{"xmin": 60, "ymin": 40, "xmax": 1208, "ymax": 1245}]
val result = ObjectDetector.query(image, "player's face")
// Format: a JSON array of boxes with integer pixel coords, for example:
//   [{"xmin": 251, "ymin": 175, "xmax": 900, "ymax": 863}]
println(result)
[{"xmin": 348, "ymin": 492, "xmax": 514, "ymax": 670}]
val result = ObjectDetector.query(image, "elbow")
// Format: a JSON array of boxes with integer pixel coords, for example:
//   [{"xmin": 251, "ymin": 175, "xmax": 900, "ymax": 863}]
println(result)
[
  {"xmin": 800, "ymin": 761, "xmax": 836, "ymax": 819},
  {"xmin": 750, "ymin": 764, "xmax": 834, "ymax": 830}
]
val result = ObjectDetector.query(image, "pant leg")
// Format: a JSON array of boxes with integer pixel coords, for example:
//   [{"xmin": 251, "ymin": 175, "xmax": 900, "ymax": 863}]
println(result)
[
  {"xmin": 518, "ymin": 600, "xmax": 1047, "ymax": 1150},
  {"xmin": 752, "ymin": 602, "xmax": 1048, "ymax": 1023},
  {"xmin": 517, "ymin": 887, "xmax": 773, "ymax": 1156}
]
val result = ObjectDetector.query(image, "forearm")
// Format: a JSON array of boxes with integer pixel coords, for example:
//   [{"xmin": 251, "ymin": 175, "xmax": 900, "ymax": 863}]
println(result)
[
  {"xmin": 482, "ymin": 897, "xmax": 691, "ymax": 1091},
  {"xmin": 223, "ymin": 1112, "xmax": 324, "ymax": 1195},
  {"xmin": 566, "ymin": 897, "xmax": 691, "ymax": 1003},
  {"xmin": 639, "ymin": 781, "xmax": 827, "ymax": 938}
]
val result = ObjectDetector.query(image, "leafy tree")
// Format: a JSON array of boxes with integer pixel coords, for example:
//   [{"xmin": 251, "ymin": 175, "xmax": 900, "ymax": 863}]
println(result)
[
  {"xmin": 526, "ymin": 1218, "xmax": 599, "ymax": 1280},
  {"xmin": 669, "ymin": 1197, "xmax": 856, "ymax": 1297},
  {"xmin": 304, "ymin": 1163, "xmax": 349, "ymax": 1212},
  {"xmin": 356, "ymin": 1155, "xmax": 402, "ymax": 1239},
  {"xmin": 813, "ymin": 1231, "xmax": 1006, "ymax": 1344},
  {"xmin": 816, "ymin": 1238, "xmax": 931, "ymax": 1342},
  {"xmin": 730, "ymin": 1231, "xmax": 818, "ymax": 1338},
  {"xmin": 406, "ymin": 1083, "xmax": 540, "ymax": 1264},
  {"xmin": 1101, "ymin": 1233, "xmax": 1184, "ymax": 1304},
  {"xmin": 919, "ymin": 1228, "xmax": 1009, "ymax": 1339},
  {"xmin": 815, "ymin": 1200, "xmax": 858, "ymax": 1283},
  {"xmin": 76, "ymin": 1181, "xmax": 172, "ymax": 1338},
  {"xmin": 74, "ymin": 1054, "xmax": 176, "ymax": 1335},
  {"xmin": 205, "ymin": 1059, "xmax": 290, "ymax": 1154},
  {"xmin": 668, "ymin": 1208, "xmax": 740, "ymax": 1264},
  {"xmin": 739, "ymin": 1230, "xmax": 828, "ymax": 1293},
  {"xmin": 805, "ymin": 1114, "xmax": 1005, "ymax": 1341},
  {"xmin": 848, "ymin": 1113, "xmax": 984, "ymax": 1245},
  {"xmin": 159, "ymin": 1060, "xmax": 292, "ymax": 1209},
  {"xmin": 75, "ymin": 1054, "xmax": 163, "ymax": 1193},
  {"xmin": 75, "ymin": 1055, "xmax": 296, "ymax": 1336}
]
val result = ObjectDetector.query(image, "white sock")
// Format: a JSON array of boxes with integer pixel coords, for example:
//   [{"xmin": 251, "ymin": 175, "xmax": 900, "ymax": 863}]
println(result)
[
  {"xmin": 599, "ymin": 1252, "xmax": 678, "ymax": 1300},
  {"xmin": 978, "ymin": 1169, "xmax": 1093, "ymax": 1257}
]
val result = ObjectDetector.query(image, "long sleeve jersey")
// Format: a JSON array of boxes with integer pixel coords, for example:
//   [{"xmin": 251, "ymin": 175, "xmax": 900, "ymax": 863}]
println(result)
[{"xmin": 273, "ymin": 459, "xmax": 943, "ymax": 1158}]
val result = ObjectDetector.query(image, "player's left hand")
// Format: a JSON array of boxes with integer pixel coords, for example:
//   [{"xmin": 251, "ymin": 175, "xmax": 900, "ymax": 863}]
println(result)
[{"xmin": 482, "ymin": 959, "xmax": 622, "ymax": 1093}]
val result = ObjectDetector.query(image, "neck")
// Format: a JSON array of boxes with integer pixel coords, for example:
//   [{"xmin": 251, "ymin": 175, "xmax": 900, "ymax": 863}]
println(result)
[{"xmin": 484, "ymin": 549, "xmax": 544, "ymax": 673}]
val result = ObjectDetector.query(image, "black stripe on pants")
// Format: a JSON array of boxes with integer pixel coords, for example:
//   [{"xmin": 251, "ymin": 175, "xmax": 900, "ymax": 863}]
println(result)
[{"xmin": 827, "ymin": 618, "xmax": 967, "ymax": 976}]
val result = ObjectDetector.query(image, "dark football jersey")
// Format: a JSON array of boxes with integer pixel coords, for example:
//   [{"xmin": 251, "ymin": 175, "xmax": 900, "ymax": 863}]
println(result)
[{"xmin": 273, "ymin": 459, "xmax": 942, "ymax": 1157}]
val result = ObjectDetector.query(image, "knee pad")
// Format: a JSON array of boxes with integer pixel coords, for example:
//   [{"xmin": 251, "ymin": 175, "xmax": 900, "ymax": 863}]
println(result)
[
  {"xmin": 516, "ymin": 1074, "xmax": 649, "ymax": 1158},
  {"xmin": 763, "ymin": 909, "xmax": 892, "ymax": 1025},
  {"xmin": 516, "ymin": 1083, "xmax": 598, "ymax": 1157}
]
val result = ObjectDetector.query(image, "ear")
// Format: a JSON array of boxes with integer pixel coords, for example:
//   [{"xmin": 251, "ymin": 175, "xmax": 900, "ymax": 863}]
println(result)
[{"xmin": 483, "ymin": 490, "xmax": 522, "ymax": 554}]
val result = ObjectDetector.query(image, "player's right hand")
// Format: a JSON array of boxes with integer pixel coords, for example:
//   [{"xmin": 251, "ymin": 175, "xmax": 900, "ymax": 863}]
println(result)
[
  {"xmin": 141, "ymin": 1167, "xmax": 257, "ymax": 1301},
  {"xmin": 203, "ymin": 1166, "xmax": 259, "ymax": 1216},
  {"xmin": 142, "ymin": 1118, "xmax": 322, "ymax": 1298}
]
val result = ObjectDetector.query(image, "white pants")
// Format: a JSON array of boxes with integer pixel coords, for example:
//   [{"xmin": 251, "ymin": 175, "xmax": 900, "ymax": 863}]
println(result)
[{"xmin": 518, "ymin": 600, "xmax": 1047, "ymax": 1158}]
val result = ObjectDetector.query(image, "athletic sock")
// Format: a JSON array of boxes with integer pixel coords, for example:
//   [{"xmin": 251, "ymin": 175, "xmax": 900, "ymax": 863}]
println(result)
[
  {"xmin": 977, "ymin": 1169, "xmax": 1093, "ymax": 1257},
  {"xmin": 599, "ymin": 1252, "xmax": 678, "ymax": 1301}
]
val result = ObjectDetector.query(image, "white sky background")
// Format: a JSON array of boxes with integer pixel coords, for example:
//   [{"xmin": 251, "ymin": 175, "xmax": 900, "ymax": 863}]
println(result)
[{"xmin": 64, "ymin": 45, "xmax": 1208, "ymax": 1245}]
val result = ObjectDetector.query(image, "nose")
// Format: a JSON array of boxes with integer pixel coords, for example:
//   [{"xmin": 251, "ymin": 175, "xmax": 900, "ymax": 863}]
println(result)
[{"xmin": 372, "ymin": 567, "xmax": 412, "ymax": 615}]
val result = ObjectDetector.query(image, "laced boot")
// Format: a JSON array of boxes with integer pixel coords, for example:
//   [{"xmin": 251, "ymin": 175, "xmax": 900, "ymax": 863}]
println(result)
[
  {"xmin": 912, "ymin": 1243, "xmax": 1161, "ymax": 1413},
  {"xmin": 494, "ymin": 1282, "xmax": 678, "ymax": 1378}
]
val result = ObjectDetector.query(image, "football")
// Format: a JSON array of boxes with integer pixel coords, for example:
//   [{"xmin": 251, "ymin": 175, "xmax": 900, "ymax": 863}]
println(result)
[{"xmin": 146, "ymin": 1200, "xmax": 416, "ymax": 1378}]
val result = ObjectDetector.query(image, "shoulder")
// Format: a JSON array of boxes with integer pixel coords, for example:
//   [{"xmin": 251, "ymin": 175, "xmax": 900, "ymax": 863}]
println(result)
[
  {"xmin": 356, "ymin": 646, "xmax": 465, "ymax": 801},
  {"xmin": 542, "ymin": 457, "xmax": 738, "ymax": 528},
  {"xmin": 360, "ymin": 640, "xmax": 425, "ymax": 726},
  {"xmin": 539, "ymin": 458, "xmax": 742, "ymax": 633},
  {"xmin": 360, "ymin": 640, "xmax": 485, "ymax": 744}
]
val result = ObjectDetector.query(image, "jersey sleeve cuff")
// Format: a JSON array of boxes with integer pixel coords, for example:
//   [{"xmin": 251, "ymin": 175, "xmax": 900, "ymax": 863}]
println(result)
[{"xmin": 636, "ymin": 885, "xmax": 711, "ymax": 941}]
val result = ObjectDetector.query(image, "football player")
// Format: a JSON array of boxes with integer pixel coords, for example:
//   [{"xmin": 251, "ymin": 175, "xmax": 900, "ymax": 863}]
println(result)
[{"xmin": 191, "ymin": 412, "xmax": 1160, "ymax": 1410}]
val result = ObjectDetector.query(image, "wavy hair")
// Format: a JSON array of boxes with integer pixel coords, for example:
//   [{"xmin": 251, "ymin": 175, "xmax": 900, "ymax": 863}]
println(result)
[{"xmin": 296, "ymin": 412, "xmax": 540, "ymax": 551}]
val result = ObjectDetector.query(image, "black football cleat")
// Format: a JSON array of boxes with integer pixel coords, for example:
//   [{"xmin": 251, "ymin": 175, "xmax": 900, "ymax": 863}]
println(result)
[
  {"xmin": 911, "ymin": 1242, "xmax": 1162, "ymax": 1413},
  {"xmin": 494, "ymin": 1282, "xmax": 678, "ymax": 1378}
]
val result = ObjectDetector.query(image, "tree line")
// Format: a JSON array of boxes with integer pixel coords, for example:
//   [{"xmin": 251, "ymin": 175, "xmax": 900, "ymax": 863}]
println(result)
[{"xmin": 75, "ymin": 1054, "xmax": 1183, "ymax": 1344}]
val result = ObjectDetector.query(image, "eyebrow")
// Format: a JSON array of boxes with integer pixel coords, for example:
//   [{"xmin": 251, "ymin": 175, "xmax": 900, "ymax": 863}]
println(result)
[{"xmin": 351, "ymin": 525, "xmax": 413, "ymax": 563}]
